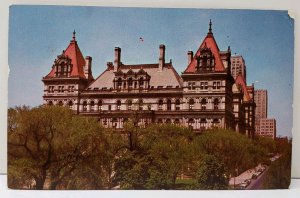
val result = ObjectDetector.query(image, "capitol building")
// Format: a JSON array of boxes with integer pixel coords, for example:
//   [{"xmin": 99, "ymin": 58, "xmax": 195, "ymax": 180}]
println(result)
[{"xmin": 42, "ymin": 21, "xmax": 256, "ymax": 137}]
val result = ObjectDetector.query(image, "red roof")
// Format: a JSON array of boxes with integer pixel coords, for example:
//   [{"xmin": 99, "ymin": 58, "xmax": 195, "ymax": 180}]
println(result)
[
  {"xmin": 46, "ymin": 33, "xmax": 86, "ymax": 78},
  {"xmin": 235, "ymin": 74, "xmax": 251, "ymax": 102},
  {"xmin": 184, "ymin": 33, "xmax": 225, "ymax": 73}
]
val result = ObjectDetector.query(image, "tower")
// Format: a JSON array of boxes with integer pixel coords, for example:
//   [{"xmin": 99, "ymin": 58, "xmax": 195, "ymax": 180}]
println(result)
[
  {"xmin": 181, "ymin": 20, "xmax": 235, "ymax": 131},
  {"xmin": 42, "ymin": 31, "xmax": 93, "ymax": 112}
]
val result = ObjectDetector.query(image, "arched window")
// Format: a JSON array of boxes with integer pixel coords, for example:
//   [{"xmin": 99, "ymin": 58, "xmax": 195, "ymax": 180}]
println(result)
[
  {"xmin": 188, "ymin": 118, "xmax": 194, "ymax": 129},
  {"xmin": 200, "ymin": 118, "xmax": 207, "ymax": 131},
  {"xmin": 127, "ymin": 100, "xmax": 132, "ymax": 110},
  {"xmin": 167, "ymin": 99, "xmax": 172, "ymax": 111},
  {"xmin": 60, "ymin": 62, "xmax": 66, "ymax": 76},
  {"xmin": 175, "ymin": 99, "xmax": 180, "ymax": 110},
  {"xmin": 138, "ymin": 99, "xmax": 143, "ymax": 111},
  {"xmin": 90, "ymin": 101, "xmax": 95, "ymax": 112},
  {"xmin": 201, "ymin": 98, "xmax": 207, "ymax": 110},
  {"xmin": 158, "ymin": 99, "xmax": 163, "ymax": 110},
  {"xmin": 189, "ymin": 99, "xmax": 195, "ymax": 110},
  {"xmin": 157, "ymin": 118, "xmax": 163, "ymax": 124},
  {"xmin": 166, "ymin": 119, "xmax": 171, "ymax": 124},
  {"xmin": 58, "ymin": 101, "xmax": 63, "ymax": 106},
  {"xmin": 212, "ymin": 119, "xmax": 220, "ymax": 127},
  {"xmin": 117, "ymin": 100, "xmax": 121, "ymax": 110},
  {"xmin": 82, "ymin": 101, "xmax": 87, "ymax": 111},
  {"xmin": 174, "ymin": 118, "xmax": 180, "ymax": 125},
  {"xmin": 103, "ymin": 118, "xmax": 107, "ymax": 126},
  {"xmin": 112, "ymin": 118, "xmax": 118, "ymax": 128},
  {"xmin": 48, "ymin": 101, "xmax": 53, "ymax": 106},
  {"xmin": 68, "ymin": 101, "xmax": 73, "ymax": 110},
  {"xmin": 214, "ymin": 98, "xmax": 219, "ymax": 110},
  {"xmin": 98, "ymin": 100, "xmax": 102, "ymax": 111}
]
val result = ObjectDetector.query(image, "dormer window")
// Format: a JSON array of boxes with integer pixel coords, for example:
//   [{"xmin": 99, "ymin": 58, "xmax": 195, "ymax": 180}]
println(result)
[
  {"xmin": 139, "ymin": 77, "xmax": 144, "ymax": 87},
  {"xmin": 196, "ymin": 47, "xmax": 215, "ymax": 72},
  {"xmin": 128, "ymin": 78, "xmax": 133, "ymax": 89},
  {"xmin": 54, "ymin": 54, "xmax": 72, "ymax": 77},
  {"xmin": 117, "ymin": 78, "xmax": 122, "ymax": 90}
]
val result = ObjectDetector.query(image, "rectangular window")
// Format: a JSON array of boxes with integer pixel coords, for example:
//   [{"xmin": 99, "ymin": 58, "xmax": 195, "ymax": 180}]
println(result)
[
  {"xmin": 217, "ymin": 82, "xmax": 221, "ymax": 89},
  {"xmin": 192, "ymin": 82, "xmax": 196, "ymax": 90},
  {"xmin": 188, "ymin": 82, "xmax": 192, "ymax": 90},
  {"xmin": 213, "ymin": 82, "xmax": 216, "ymax": 89},
  {"xmin": 48, "ymin": 86, "xmax": 54, "ymax": 93},
  {"xmin": 205, "ymin": 82, "xmax": 208, "ymax": 89},
  {"xmin": 200, "ymin": 82, "xmax": 204, "ymax": 90}
]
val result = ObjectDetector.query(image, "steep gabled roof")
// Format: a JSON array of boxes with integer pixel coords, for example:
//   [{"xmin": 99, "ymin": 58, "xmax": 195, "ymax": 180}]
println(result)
[
  {"xmin": 184, "ymin": 21, "xmax": 225, "ymax": 73},
  {"xmin": 88, "ymin": 63, "xmax": 183, "ymax": 89},
  {"xmin": 46, "ymin": 31, "xmax": 86, "ymax": 78},
  {"xmin": 235, "ymin": 74, "xmax": 251, "ymax": 102}
]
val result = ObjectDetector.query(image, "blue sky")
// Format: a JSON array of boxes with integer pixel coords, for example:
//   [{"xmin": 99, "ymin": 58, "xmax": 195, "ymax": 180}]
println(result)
[{"xmin": 8, "ymin": 6, "xmax": 294, "ymax": 137}]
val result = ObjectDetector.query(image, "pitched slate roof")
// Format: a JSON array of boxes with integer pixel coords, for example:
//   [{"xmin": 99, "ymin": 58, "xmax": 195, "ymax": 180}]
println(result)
[
  {"xmin": 46, "ymin": 31, "xmax": 86, "ymax": 78},
  {"xmin": 184, "ymin": 23, "xmax": 225, "ymax": 73},
  {"xmin": 235, "ymin": 74, "xmax": 251, "ymax": 102},
  {"xmin": 88, "ymin": 63, "xmax": 183, "ymax": 90}
]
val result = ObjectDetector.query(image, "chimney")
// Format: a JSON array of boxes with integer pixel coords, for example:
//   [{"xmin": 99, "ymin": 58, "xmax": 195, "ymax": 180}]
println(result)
[
  {"xmin": 114, "ymin": 47, "xmax": 121, "ymax": 72},
  {"xmin": 159, "ymin": 44, "xmax": 165, "ymax": 71},
  {"xmin": 187, "ymin": 51, "xmax": 193, "ymax": 64},
  {"xmin": 84, "ymin": 56, "xmax": 92, "ymax": 79}
]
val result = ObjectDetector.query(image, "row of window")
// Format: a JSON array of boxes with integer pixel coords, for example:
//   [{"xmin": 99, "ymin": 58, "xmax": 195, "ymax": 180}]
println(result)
[
  {"xmin": 115, "ymin": 77, "xmax": 148, "ymax": 90},
  {"xmin": 188, "ymin": 98, "xmax": 220, "ymax": 110},
  {"xmin": 187, "ymin": 81, "xmax": 221, "ymax": 90},
  {"xmin": 100, "ymin": 117, "xmax": 220, "ymax": 124},
  {"xmin": 48, "ymin": 98, "xmax": 221, "ymax": 111},
  {"xmin": 48, "ymin": 85, "xmax": 75, "ymax": 93}
]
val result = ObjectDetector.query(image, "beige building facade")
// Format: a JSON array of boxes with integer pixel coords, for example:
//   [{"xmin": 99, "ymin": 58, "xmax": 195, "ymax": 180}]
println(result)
[
  {"xmin": 42, "ymin": 22, "xmax": 256, "ymax": 137},
  {"xmin": 257, "ymin": 118, "xmax": 276, "ymax": 139},
  {"xmin": 231, "ymin": 55, "xmax": 246, "ymax": 81}
]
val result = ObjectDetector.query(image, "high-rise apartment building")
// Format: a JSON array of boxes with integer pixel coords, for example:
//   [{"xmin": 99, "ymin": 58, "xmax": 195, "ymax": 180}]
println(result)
[
  {"xmin": 231, "ymin": 55, "xmax": 246, "ymax": 81},
  {"xmin": 254, "ymin": 90, "xmax": 276, "ymax": 139},
  {"xmin": 257, "ymin": 118, "xmax": 276, "ymax": 139},
  {"xmin": 254, "ymin": 90, "xmax": 268, "ymax": 120}
]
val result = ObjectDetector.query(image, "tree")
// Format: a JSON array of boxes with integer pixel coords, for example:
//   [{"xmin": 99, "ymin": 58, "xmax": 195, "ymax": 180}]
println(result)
[
  {"xmin": 195, "ymin": 154, "xmax": 229, "ymax": 190},
  {"xmin": 113, "ymin": 123, "xmax": 194, "ymax": 189},
  {"xmin": 192, "ymin": 129, "xmax": 267, "ymax": 175},
  {"xmin": 262, "ymin": 140, "xmax": 292, "ymax": 189},
  {"xmin": 8, "ymin": 105, "xmax": 109, "ymax": 189}
]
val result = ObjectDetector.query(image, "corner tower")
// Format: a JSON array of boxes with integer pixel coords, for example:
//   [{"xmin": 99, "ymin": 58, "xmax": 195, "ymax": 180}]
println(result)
[
  {"xmin": 181, "ymin": 20, "xmax": 235, "ymax": 132},
  {"xmin": 42, "ymin": 31, "xmax": 94, "ymax": 112}
]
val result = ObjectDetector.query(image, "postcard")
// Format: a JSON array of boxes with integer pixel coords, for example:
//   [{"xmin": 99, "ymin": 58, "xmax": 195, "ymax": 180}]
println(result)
[{"xmin": 7, "ymin": 5, "xmax": 293, "ymax": 190}]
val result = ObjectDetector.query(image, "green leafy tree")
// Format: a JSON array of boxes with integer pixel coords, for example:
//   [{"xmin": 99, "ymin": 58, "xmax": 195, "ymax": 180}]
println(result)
[
  {"xmin": 192, "ymin": 129, "xmax": 267, "ymax": 175},
  {"xmin": 195, "ymin": 154, "xmax": 229, "ymax": 190},
  {"xmin": 262, "ymin": 140, "xmax": 292, "ymax": 189},
  {"xmin": 113, "ymin": 123, "xmax": 194, "ymax": 189},
  {"xmin": 8, "ymin": 106, "xmax": 110, "ymax": 189}
]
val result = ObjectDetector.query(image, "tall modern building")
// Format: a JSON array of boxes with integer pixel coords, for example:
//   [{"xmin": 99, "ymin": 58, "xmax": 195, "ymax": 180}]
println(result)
[
  {"xmin": 231, "ymin": 55, "xmax": 246, "ymax": 81},
  {"xmin": 254, "ymin": 90, "xmax": 268, "ymax": 120},
  {"xmin": 254, "ymin": 90, "xmax": 276, "ymax": 139},
  {"xmin": 42, "ymin": 21, "xmax": 256, "ymax": 137}
]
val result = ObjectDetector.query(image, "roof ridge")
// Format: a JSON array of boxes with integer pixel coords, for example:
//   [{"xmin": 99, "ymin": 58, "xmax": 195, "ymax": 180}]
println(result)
[{"xmin": 235, "ymin": 74, "xmax": 251, "ymax": 101}]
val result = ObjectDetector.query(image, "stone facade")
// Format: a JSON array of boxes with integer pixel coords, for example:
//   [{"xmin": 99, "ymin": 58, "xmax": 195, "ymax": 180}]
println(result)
[{"xmin": 42, "ymin": 22, "xmax": 256, "ymax": 137}]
